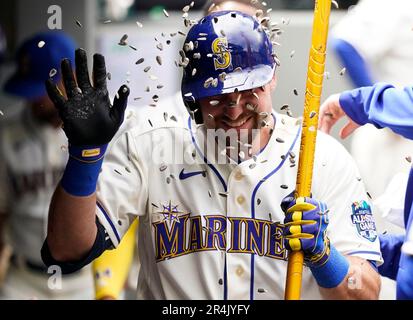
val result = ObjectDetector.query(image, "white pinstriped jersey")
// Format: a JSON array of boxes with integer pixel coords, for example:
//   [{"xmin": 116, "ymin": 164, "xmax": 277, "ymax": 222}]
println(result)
[
  {"xmin": 0, "ymin": 109, "xmax": 68, "ymax": 264},
  {"xmin": 96, "ymin": 107, "xmax": 382, "ymax": 300}
]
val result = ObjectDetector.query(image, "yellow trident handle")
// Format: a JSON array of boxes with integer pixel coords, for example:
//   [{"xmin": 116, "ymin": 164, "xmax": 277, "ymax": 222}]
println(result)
[{"xmin": 284, "ymin": 0, "xmax": 332, "ymax": 300}]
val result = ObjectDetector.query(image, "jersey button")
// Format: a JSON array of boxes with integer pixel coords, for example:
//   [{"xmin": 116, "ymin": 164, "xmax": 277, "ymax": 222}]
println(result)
[
  {"xmin": 236, "ymin": 266, "xmax": 244, "ymax": 277},
  {"xmin": 235, "ymin": 171, "xmax": 244, "ymax": 181},
  {"xmin": 237, "ymin": 195, "xmax": 245, "ymax": 205}
]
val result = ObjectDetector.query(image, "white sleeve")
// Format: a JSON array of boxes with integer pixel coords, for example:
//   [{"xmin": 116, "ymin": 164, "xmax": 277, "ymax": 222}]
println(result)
[
  {"xmin": 95, "ymin": 130, "xmax": 148, "ymax": 247},
  {"xmin": 312, "ymin": 132, "xmax": 383, "ymax": 264},
  {"xmin": 332, "ymin": 0, "xmax": 409, "ymax": 62}
]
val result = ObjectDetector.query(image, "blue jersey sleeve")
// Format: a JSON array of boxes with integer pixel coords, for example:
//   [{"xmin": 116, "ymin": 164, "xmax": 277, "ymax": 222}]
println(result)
[
  {"xmin": 331, "ymin": 38, "xmax": 373, "ymax": 87},
  {"xmin": 378, "ymin": 234, "xmax": 405, "ymax": 280},
  {"xmin": 339, "ymin": 83, "xmax": 413, "ymax": 140}
]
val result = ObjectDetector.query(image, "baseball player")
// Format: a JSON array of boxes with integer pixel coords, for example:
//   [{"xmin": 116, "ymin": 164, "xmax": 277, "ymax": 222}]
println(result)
[
  {"xmin": 41, "ymin": 11, "xmax": 382, "ymax": 300},
  {"xmin": 0, "ymin": 31, "xmax": 94, "ymax": 299},
  {"xmin": 88, "ymin": 1, "xmax": 269, "ymax": 300},
  {"xmin": 319, "ymin": 83, "xmax": 413, "ymax": 299}
]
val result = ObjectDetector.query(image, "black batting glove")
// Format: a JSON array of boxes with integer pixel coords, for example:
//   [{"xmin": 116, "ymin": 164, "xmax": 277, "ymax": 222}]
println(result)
[{"xmin": 45, "ymin": 48, "xmax": 129, "ymax": 146}]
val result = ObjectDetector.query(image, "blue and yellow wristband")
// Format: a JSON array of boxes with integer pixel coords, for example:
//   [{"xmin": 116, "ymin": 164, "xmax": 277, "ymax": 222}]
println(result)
[{"xmin": 61, "ymin": 144, "xmax": 108, "ymax": 197}]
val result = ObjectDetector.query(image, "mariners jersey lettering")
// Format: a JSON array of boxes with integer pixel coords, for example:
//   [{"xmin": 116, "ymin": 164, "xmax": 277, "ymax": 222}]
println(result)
[{"xmin": 96, "ymin": 110, "xmax": 382, "ymax": 300}]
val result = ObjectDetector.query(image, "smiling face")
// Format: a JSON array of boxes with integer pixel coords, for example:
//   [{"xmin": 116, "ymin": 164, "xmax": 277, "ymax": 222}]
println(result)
[{"xmin": 199, "ymin": 74, "xmax": 277, "ymax": 156}]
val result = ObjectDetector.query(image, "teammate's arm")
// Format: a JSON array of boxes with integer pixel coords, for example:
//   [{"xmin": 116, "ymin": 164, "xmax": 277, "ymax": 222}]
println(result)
[
  {"xmin": 319, "ymin": 83, "xmax": 413, "ymax": 140},
  {"xmin": 42, "ymin": 49, "xmax": 129, "ymax": 263}
]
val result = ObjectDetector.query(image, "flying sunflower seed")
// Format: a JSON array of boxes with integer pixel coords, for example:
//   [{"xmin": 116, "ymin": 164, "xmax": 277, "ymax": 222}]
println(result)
[
  {"xmin": 125, "ymin": 167, "xmax": 131, "ymax": 173},
  {"xmin": 134, "ymin": 97, "xmax": 142, "ymax": 101},
  {"xmin": 252, "ymin": 92, "xmax": 260, "ymax": 100},
  {"xmin": 184, "ymin": 41, "xmax": 194, "ymax": 51},
  {"xmin": 170, "ymin": 115, "xmax": 178, "ymax": 122},
  {"xmin": 219, "ymin": 192, "xmax": 228, "ymax": 198},
  {"xmin": 197, "ymin": 37, "xmax": 207, "ymax": 41},
  {"xmin": 156, "ymin": 43, "xmax": 163, "ymax": 51},
  {"xmin": 0, "ymin": 110, "xmax": 3, "ymax": 116},
  {"xmin": 339, "ymin": 67, "xmax": 346, "ymax": 76},
  {"xmin": 145, "ymin": 86, "xmax": 150, "ymax": 92},
  {"xmin": 208, "ymin": 190, "xmax": 212, "ymax": 198},
  {"xmin": 152, "ymin": 95, "xmax": 159, "ymax": 102},
  {"xmin": 332, "ymin": 0, "xmax": 339, "ymax": 9},
  {"xmin": 309, "ymin": 111, "xmax": 317, "ymax": 119},
  {"xmin": 204, "ymin": 77, "xmax": 214, "ymax": 88},
  {"xmin": 290, "ymin": 50, "xmax": 295, "ymax": 58},
  {"xmin": 144, "ymin": 66, "xmax": 151, "ymax": 73},
  {"xmin": 157, "ymin": 84, "xmax": 164, "ymax": 89},
  {"xmin": 136, "ymin": 21, "xmax": 143, "ymax": 28},
  {"xmin": 276, "ymin": 137, "xmax": 285, "ymax": 143},
  {"xmin": 163, "ymin": 9, "xmax": 169, "ymax": 17},
  {"xmin": 246, "ymin": 103, "xmax": 256, "ymax": 111},
  {"xmin": 103, "ymin": 20, "xmax": 112, "ymax": 24},
  {"xmin": 239, "ymin": 151, "xmax": 245, "ymax": 160},
  {"xmin": 258, "ymin": 288, "xmax": 267, "ymax": 293},
  {"xmin": 184, "ymin": 92, "xmax": 193, "ymax": 97},
  {"xmin": 129, "ymin": 45, "xmax": 137, "ymax": 51},
  {"xmin": 159, "ymin": 164, "xmax": 168, "ymax": 172},
  {"xmin": 257, "ymin": 198, "xmax": 262, "ymax": 205},
  {"xmin": 281, "ymin": 104, "xmax": 289, "ymax": 111},
  {"xmin": 249, "ymin": 163, "xmax": 257, "ymax": 170},
  {"xmin": 208, "ymin": 114, "xmax": 214, "ymax": 120},
  {"xmin": 182, "ymin": 12, "xmax": 189, "ymax": 19},
  {"xmin": 219, "ymin": 72, "xmax": 227, "ymax": 82},
  {"xmin": 149, "ymin": 74, "xmax": 158, "ymax": 81},
  {"xmin": 293, "ymin": 89, "xmax": 298, "ymax": 96},
  {"xmin": 192, "ymin": 68, "xmax": 197, "ymax": 76},
  {"xmin": 49, "ymin": 69, "xmax": 57, "ymax": 78},
  {"xmin": 182, "ymin": 5, "xmax": 190, "ymax": 12},
  {"xmin": 118, "ymin": 34, "xmax": 128, "ymax": 46},
  {"xmin": 255, "ymin": 9, "xmax": 264, "ymax": 18},
  {"xmin": 193, "ymin": 52, "xmax": 201, "ymax": 59},
  {"xmin": 259, "ymin": 112, "xmax": 269, "ymax": 118},
  {"xmin": 220, "ymin": 29, "xmax": 226, "ymax": 37},
  {"xmin": 149, "ymin": 103, "xmax": 157, "ymax": 107},
  {"xmin": 210, "ymin": 100, "xmax": 220, "ymax": 106},
  {"xmin": 148, "ymin": 119, "xmax": 153, "ymax": 127},
  {"xmin": 406, "ymin": 156, "xmax": 412, "ymax": 163},
  {"xmin": 234, "ymin": 67, "xmax": 243, "ymax": 73},
  {"xmin": 38, "ymin": 40, "xmax": 46, "ymax": 48},
  {"xmin": 75, "ymin": 19, "xmax": 83, "ymax": 28},
  {"xmin": 166, "ymin": 177, "xmax": 171, "ymax": 184},
  {"xmin": 178, "ymin": 31, "xmax": 186, "ymax": 36},
  {"xmin": 367, "ymin": 191, "xmax": 372, "ymax": 199},
  {"xmin": 156, "ymin": 56, "xmax": 162, "ymax": 65},
  {"xmin": 136, "ymin": 58, "xmax": 144, "ymax": 65},
  {"xmin": 114, "ymin": 169, "xmax": 122, "ymax": 175}
]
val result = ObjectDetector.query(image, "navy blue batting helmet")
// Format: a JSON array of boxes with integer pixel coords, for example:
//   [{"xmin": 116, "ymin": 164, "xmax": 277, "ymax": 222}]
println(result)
[{"xmin": 181, "ymin": 10, "xmax": 276, "ymax": 123}]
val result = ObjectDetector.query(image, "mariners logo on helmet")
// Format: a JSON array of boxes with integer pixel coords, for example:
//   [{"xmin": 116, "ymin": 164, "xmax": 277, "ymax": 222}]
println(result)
[
  {"xmin": 181, "ymin": 10, "xmax": 276, "ymax": 123},
  {"xmin": 212, "ymin": 37, "xmax": 231, "ymax": 70}
]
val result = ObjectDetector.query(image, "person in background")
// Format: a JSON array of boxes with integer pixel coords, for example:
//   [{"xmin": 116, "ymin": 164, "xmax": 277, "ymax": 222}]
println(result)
[{"xmin": 0, "ymin": 31, "xmax": 94, "ymax": 299}]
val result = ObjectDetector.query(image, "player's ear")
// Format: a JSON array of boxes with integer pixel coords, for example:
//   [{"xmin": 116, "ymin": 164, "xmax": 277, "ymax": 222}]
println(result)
[{"xmin": 269, "ymin": 72, "xmax": 277, "ymax": 92}]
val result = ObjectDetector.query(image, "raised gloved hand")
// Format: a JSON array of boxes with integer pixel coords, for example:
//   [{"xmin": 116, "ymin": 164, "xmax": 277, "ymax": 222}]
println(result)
[
  {"xmin": 46, "ymin": 48, "xmax": 129, "ymax": 146},
  {"xmin": 281, "ymin": 195, "xmax": 349, "ymax": 288},
  {"xmin": 45, "ymin": 48, "xmax": 130, "ymax": 197}
]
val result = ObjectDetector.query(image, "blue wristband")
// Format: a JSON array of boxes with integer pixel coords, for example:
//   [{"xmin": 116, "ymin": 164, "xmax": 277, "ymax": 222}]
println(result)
[
  {"xmin": 310, "ymin": 245, "xmax": 349, "ymax": 289},
  {"xmin": 61, "ymin": 144, "xmax": 108, "ymax": 197}
]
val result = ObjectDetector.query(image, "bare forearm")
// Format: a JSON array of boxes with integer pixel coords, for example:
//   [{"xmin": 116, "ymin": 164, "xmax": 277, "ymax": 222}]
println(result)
[
  {"xmin": 319, "ymin": 256, "xmax": 381, "ymax": 300},
  {"xmin": 47, "ymin": 184, "xmax": 97, "ymax": 261}
]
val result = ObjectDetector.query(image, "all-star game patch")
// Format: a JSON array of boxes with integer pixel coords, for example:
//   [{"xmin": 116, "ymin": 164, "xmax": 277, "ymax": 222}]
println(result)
[{"xmin": 351, "ymin": 200, "xmax": 377, "ymax": 242}]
